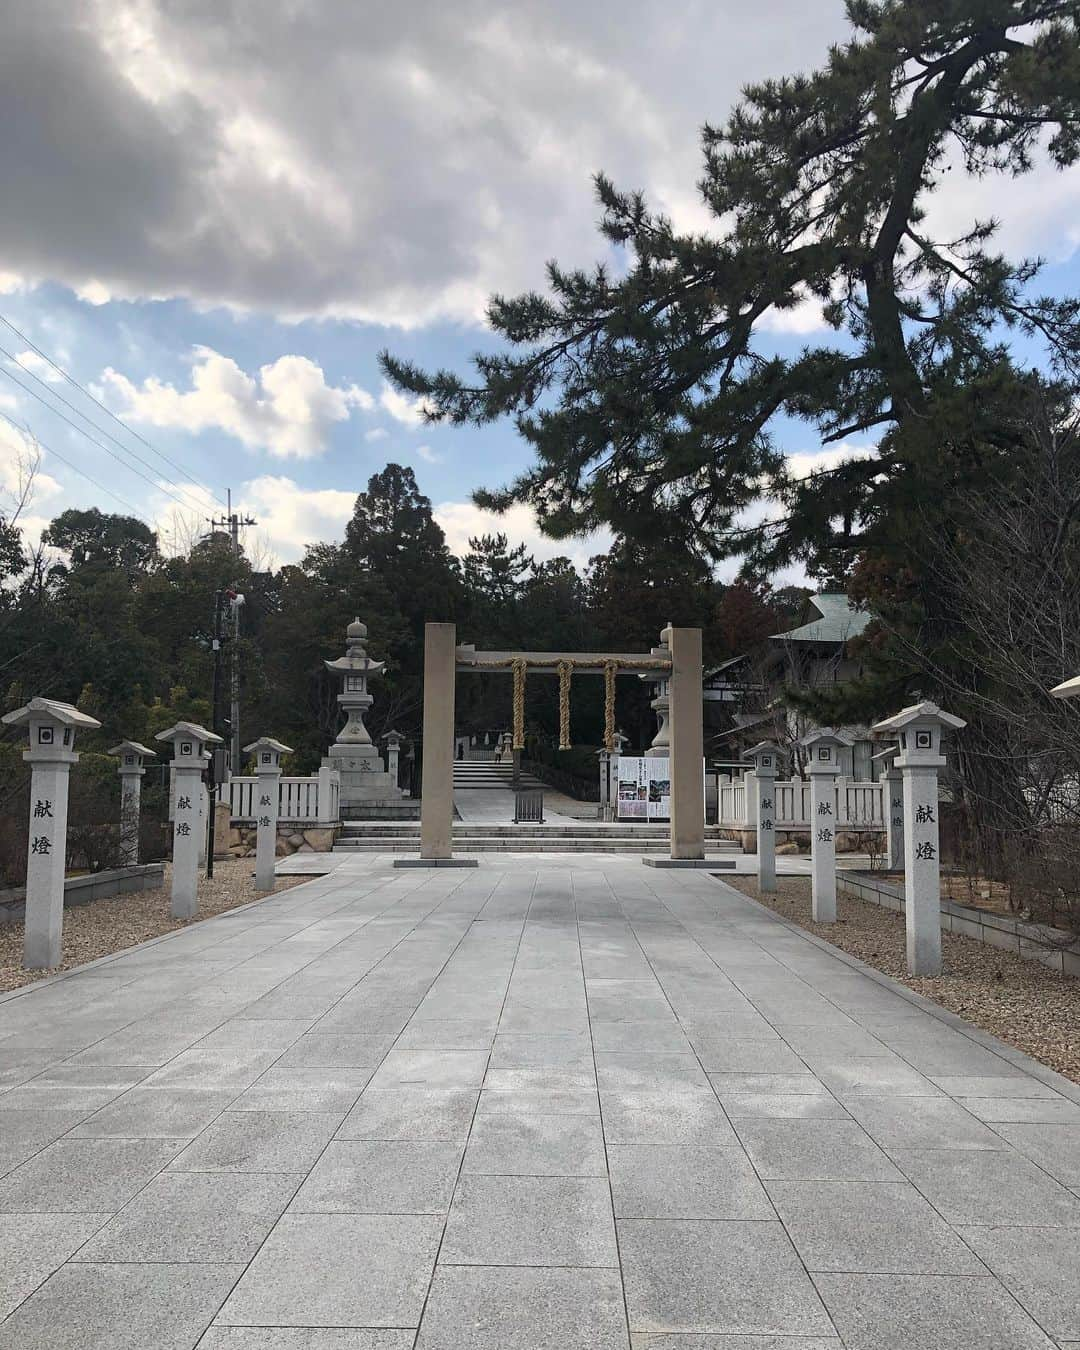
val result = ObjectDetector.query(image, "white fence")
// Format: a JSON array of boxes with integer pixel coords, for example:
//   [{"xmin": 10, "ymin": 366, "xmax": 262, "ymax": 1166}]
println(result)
[
  {"xmin": 718, "ymin": 776, "xmax": 884, "ymax": 830},
  {"xmin": 228, "ymin": 769, "xmax": 340, "ymax": 823}
]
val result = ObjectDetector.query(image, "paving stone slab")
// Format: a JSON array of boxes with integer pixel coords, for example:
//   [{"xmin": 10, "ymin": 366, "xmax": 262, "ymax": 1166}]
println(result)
[
  {"xmin": 169, "ymin": 1110, "xmax": 342, "ymax": 1173},
  {"xmin": 733, "ymin": 1118, "xmax": 902, "ymax": 1182},
  {"xmin": 843, "ymin": 1094, "xmax": 1010, "ymax": 1152},
  {"xmin": 0, "ymin": 1136, "xmax": 183, "ymax": 1213},
  {"xmin": 0, "ymin": 1259, "xmax": 244, "ymax": 1349},
  {"xmin": 441, "ymin": 1172, "xmax": 618, "ymax": 1266},
  {"xmin": 70, "ymin": 1087, "xmax": 238, "ymax": 1139},
  {"xmin": 893, "ymin": 1145, "xmax": 1080, "ymax": 1226},
  {"xmin": 293, "ymin": 1139, "xmax": 462, "ymax": 1213},
  {"xmin": 618, "ymin": 1218, "xmax": 833, "ymax": 1337},
  {"xmin": 75, "ymin": 1171, "xmax": 300, "ymax": 1263},
  {"xmin": 198, "ymin": 1331, "xmax": 415, "ymax": 1348},
  {"xmin": 477, "ymin": 1087, "xmax": 599, "ymax": 1115},
  {"xmin": 814, "ymin": 1272, "xmax": 1056, "ymax": 1349},
  {"xmin": 367, "ymin": 1048, "xmax": 489, "ymax": 1090},
  {"xmin": 634, "ymin": 1339, "xmax": 841, "ymax": 1349},
  {"xmin": 959, "ymin": 1224, "xmax": 1080, "ymax": 1340},
  {"xmin": 958, "ymin": 1096, "xmax": 1080, "ymax": 1124},
  {"xmin": 600, "ymin": 1091, "xmax": 739, "ymax": 1146},
  {"xmin": 0, "ymin": 1211, "xmax": 111, "ymax": 1319},
  {"xmin": 414, "ymin": 1264, "xmax": 628, "ymax": 1350},
  {"xmin": 766, "ymin": 1178, "xmax": 983, "ymax": 1275},
  {"xmin": 463, "ymin": 1111, "xmax": 607, "ymax": 1175},
  {"xmin": 717, "ymin": 1093, "xmax": 850, "ymax": 1120},
  {"xmin": 609, "ymin": 1143, "xmax": 772, "ymax": 1220},
  {"xmin": 337, "ymin": 1088, "xmax": 479, "ymax": 1141},
  {"xmin": 218, "ymin": 1212, "xmax": 442, "ymax": 1328}
]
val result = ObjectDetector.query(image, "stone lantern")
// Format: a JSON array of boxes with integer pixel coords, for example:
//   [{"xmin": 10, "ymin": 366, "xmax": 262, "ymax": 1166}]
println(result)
[
  {"xmin": 155, "ymin": 721, "xmax": 222, "ymax": 920},
  {"xmin": 800, "ymin": 728, "xmax": 854, "ymax": 923},
  {"xmin": 383, "ymin": 729, "xmax": 404, "ymax": 786},
  {"xmin": 872, "ymin": 701, "xmax": 966, "ymax": 975},
  {"xmin": 643, "ymin": 632, "xmax": 671, "ymax": 758},
  {"xmin": 245, "ymin": 736, "xmax": 293, "ymax": 892},
  {"xmin": 743, "ymin": 741, "xmax": 782, "ymax": 894},
  {"xmin": 108, "ymin": 740, "xmax": 155, "ymax": 867},
  {"xmin": 322, "ymin": 618, "xmax": 402, "ymax": 818},
  {"xmin": 1, "ymin": 697, "xmax": 101, "ymax": 969}
]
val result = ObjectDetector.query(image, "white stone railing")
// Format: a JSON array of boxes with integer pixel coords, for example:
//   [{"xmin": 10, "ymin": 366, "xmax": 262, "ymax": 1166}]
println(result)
[
  {"xmin": 228, "ymin": 768, "xmax": 340, "ymax": 823},
  {"xmin": 718, "ymin": 776, "xmax": 884, "ymax": 830}
]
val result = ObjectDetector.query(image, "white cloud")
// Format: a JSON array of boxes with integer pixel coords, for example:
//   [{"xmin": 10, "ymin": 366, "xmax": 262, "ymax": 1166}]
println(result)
[
  {"xmin": 379, "ymin": 381, "xmax": 433, "ymax": 428},
  {"xmin": 757, "ymin": 289, "xmax": 831, "ymax": 336},
  {"xmin": 435, "ymin": 499, "xmax": 609, "ymax": 571},
  {"xmin": 0, "ymin": 420, "xmax": 65, "ymax": 553},
  {"xmin": 785, "ymin": 442, "xmax": 876, "ymax": 480},
  {"xmin": 7, "ymin": 350, "xmax": 64, "ymax": 384},
  {"xmin": 101, "ymin": 347, "xmax": 374, "ymax": 459},
  {"xmin": 364, "ymin": 427, "xmax": 389, "ymax": 442},
  {"xmin": 416, "ymin": 444, "xmax": 442, "ymax": 464}
]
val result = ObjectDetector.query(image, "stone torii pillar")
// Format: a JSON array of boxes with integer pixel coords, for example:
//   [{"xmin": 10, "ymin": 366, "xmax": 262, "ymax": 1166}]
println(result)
[
  {"xmin": 873, "ymin": 742, "xmax": 905, "ymax": 872},
  {"xmin": 744, "ymin": 741, "xmax": 781, "ymax": 894},
  {"xmin": 246, "ymin": 737, "xmax": 292, "ymax": 892},
  {"xmin": 801, "ymin": 729, "xmax": 853, "ymax": 923},
  {"xmin": 419, "ymin": 622, "xmax": 457, "ymax": 863},
  {"xmin": 668, "ymin": 626, "xmax": 705, "ymax": 861},
  {"xmin": 2, "ymin": 697, "xmax": 102, "ymax": 970},
  {"xmin": 155, "ymin": 722, "xmax": 222, "ymax": 920},
  {"xmin": 109, "ymin": 740, "xmax": 155, "ymax": 867},
  {"xmin": 873, "ymin": 701, "xmax": 966, "ymax": 976}
]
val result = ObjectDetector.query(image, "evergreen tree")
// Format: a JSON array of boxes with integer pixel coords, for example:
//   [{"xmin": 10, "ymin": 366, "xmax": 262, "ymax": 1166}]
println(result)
[{"xmin": 382, "ymin": 1, "xmax": 1080, "ymax": 576}]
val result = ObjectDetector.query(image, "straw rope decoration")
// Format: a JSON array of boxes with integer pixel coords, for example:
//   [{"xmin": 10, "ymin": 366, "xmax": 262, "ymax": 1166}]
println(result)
[
  {"xmin": 463, "ymin": 653, "xmax": 670, "ymax": 756},
  {"xmin": 557, "ymin": 661, "xmax": 572, "ymax": 750},
  {"xmin": 603, "ymin": 659, "xmax": 618, "ymax": 753},
  {"xmin": 511, "ymin": 657, "xmax": 527, "ymax": 751}
]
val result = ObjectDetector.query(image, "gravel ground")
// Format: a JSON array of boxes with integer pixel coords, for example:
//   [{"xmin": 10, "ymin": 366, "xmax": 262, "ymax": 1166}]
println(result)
[
  {"xmin": 0, "ymin": 860, "xmax": 308, "ymax": 994},
  {"xmin": 727, "ymin": 875, "xmax": 1080, "ymax": 1085}
]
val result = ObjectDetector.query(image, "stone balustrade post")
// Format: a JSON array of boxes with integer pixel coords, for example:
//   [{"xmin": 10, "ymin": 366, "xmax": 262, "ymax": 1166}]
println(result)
[
  {"xmin": 2, "ymin": 697, "xmax": 101, "ymax": 969},
  {"xmin": 108, "ymin": 740, "xmax": 156, "ymax": 867}
]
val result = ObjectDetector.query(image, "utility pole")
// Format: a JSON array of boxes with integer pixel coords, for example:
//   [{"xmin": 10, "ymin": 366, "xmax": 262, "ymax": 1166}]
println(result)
[
  {"xmin": 209, "ymin": 490, "xmax": 256, "ymax": 774},
  {"xmin": 206, "ymin": 588, "xmax": 225, "ymax": 880}
]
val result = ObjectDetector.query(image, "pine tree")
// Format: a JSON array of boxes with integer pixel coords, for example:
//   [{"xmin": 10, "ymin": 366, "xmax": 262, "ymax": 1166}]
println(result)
[{"xmin": 382, "ymin": 1, "xmax": 1080, "ymax": 575}]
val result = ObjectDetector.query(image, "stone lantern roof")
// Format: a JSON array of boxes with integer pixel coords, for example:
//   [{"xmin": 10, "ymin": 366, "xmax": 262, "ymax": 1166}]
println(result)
[
  {"xmin": 243, "ymin": 737, "xmax": 294, "ymax": 756},
  {"xmin": 324, "ymin": 617, "xmax": 386, "ymax": 677},
  {"xmin": 108, "ymin": 739, "xmax": 156, "ymax": 759},
  {"xmin": 872, "ymin": 700, "xmax": 966, "ymax": 735},
  {"xmin": 2, "ymin": 697, "xmax": 101, "ymax": 731},
  {"xmin": 154, "ymin": 721, "xmax": 224, "ymax": 745}
]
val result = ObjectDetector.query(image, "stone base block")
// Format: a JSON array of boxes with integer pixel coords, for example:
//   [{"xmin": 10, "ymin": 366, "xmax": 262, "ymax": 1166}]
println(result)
[
  {"xmin": 392, "ymin": 857, "xmax": 479, "ymax": 869},
  {"xmin": 643, "ymin": 857, "xmax": 736, "ymax": 869}
]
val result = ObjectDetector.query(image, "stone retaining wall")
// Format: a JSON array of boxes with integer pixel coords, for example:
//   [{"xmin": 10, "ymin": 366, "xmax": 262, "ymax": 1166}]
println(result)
[
  {"xmin": 226, "ymin": 823, "xmax": 337, "ymax": 861},
  {"xmin": 0, "ymin": 863, "xmax": 165, "ymax": 925},
  {"xmin": 838, "ymin": 871, "xmax": 1080, "ymax": 978}
]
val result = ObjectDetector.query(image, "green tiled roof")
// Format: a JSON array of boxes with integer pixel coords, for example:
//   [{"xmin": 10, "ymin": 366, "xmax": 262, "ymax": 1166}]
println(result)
[{"xmin": 772, "ymin": 593, "xmax": 871, "ymax": 645}]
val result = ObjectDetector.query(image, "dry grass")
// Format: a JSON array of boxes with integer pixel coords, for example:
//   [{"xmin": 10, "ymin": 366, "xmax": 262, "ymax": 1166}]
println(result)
[
  {"xmin": 0, "ymin": 860, "xmax": 308, "ymax": 994},
  {"xmin": 727, "ymin": 875, "xmax": 1080, "ymax": 1084}
]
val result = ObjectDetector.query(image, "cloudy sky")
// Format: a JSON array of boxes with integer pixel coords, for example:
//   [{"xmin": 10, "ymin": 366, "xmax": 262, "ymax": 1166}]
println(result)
[{"xmin": 0, "ymin": 0, "xmax": 1077, "ymax": 570}]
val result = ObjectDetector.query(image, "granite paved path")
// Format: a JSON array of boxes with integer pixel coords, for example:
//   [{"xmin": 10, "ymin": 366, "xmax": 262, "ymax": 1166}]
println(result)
[{"xmin": 1, "ymin": 856, "xmax": 1080, "ymax": 1348}]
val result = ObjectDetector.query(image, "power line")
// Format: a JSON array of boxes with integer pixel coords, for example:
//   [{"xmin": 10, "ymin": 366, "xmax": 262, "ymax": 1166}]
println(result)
[
  {"xmin": 0, "ymin": 407, "xmax": 153, "ymax": 524},
  {"xmin": 0, "ymin": 363, "xmax": 203, "ymax": 516},
  {"xmin": 0, "ymin": 347, "xmax": 213, "ymax": 516},
  {"xmin": 0, "ymin": 311, "xmax": 229, "ymax": 512}
]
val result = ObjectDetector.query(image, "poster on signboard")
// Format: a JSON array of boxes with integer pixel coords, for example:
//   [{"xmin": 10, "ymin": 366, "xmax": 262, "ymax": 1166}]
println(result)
[{"xmin": 616, "ymin": 757, "xmax": 671, "ymax": 819}]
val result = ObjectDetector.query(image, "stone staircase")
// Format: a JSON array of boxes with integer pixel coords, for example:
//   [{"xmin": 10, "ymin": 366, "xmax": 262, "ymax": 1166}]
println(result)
[
  {"xmin": 333, "ymin": 820, "xmax": 738, "ymax": 855},
  {"xmin": 451, "ymin": 760, "xmax": 545, "ymax": 790}
]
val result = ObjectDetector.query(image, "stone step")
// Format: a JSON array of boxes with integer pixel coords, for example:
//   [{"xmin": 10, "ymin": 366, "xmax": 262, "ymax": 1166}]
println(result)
[
  {"xmin": 332, "ymin": 837, "xmax": 736, "ymax": 854},
  {"xmin": 339, "ymin": 822, "xmax": 726, "ymax": 837}
]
